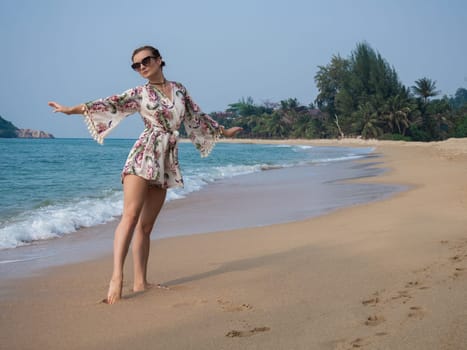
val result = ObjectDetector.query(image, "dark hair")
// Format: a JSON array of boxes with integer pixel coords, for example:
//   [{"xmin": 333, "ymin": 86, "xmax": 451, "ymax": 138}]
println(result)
[{"xmin": 132, "ymin": 45, "xmax": 166, "ymax": 67}]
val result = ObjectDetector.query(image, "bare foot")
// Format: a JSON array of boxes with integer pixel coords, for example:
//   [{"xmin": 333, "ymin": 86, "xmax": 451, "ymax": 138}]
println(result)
[
  {"xmin": 104, "ymin": 279, "xmax": 123, "ymax": 304},
  {"xmin": 133, "ymin": 282, "xmax": 153, "ymax": 292},
  {"xmin": 133, "ymin": 282, "xmax": 170, "ymax": 292}
]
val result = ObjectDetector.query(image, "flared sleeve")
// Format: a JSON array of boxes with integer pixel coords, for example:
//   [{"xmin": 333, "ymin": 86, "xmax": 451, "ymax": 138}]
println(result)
[
  {"xmin": 182, "ymin": 87, "xmax": 222, "ymax": 157},
  {"xmin": 83, "ymin": 86, "xmax": 143, "ymax": 144}
]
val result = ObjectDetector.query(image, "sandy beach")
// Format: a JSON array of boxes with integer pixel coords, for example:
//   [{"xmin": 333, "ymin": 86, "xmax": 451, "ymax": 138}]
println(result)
[{"xmin": 1, "ymin": 138, "xmax": 466, "ymax": 350}]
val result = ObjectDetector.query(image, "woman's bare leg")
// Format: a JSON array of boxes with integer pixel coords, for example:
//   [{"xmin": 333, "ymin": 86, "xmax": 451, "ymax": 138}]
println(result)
[
  {"xmin": 106, "ymin": 175, "xmax": 149, "ymax": 304},
  {"xmin": 132, "ymin": 186, "xmax": 167, "ymax": 292}
]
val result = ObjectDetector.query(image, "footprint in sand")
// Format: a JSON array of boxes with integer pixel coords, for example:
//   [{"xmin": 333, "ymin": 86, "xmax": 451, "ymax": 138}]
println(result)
[
  {"xmin": 362, "ymin": 296, "xmax": 380, "ymax": 307},
  {"xmin": 405, "ymin": 280, "xmax": 421, "ymax": 288},
  {"xmin": 406, "ymin": 280, "xmax": 430, "ymax": 293},
  {"xmin": 349, "ymin": 337, "xmax": 369, "ymax": 348},
  {"xmin": 362, "ymin": 290, "xmax": 384, "ymax": 307},
  {"xmin": 391, "ymin": 289, "xmax": 412, "ymax": 302},
  {"xmin": 450, "ymin": 255, "xmax": 463, "ymax": 262},
  {"xmin": 217, "ymin": 299, "xmax": 253, "ymax": 312},
  {"xmin": 407, "ymin": 306, "xmax": 426, "ymax": 319},
  {"xmin": 452, "ymin": 267, "xmax": 465, "ymax": 279},
  {"xmin": 225, "ymin": 327, "xmax": 270, "ymax": 338},
  {"xmin": 375, "ymin": 332, "xmax": 388, "ymax": 337},
  {"xmin": 364, "ymin": 315, "xmax": 385, "ymax": 327}
]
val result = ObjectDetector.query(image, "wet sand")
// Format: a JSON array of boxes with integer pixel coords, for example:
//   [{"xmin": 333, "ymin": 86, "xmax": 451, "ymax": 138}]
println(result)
[{"xmin": 1, "ymin": 138, "xmax": 466, "ymax": 350}]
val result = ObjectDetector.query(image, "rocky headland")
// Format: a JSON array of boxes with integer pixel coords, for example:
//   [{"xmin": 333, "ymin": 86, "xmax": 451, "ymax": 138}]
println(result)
[{"xmin": 0, "ymin": 116, "xmax": 54, "ymax": 139}]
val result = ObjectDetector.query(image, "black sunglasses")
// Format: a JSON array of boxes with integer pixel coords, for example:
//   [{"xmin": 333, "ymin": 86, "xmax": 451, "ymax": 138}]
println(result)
[{"xmin": 131, "ymin": 56, "xmax": 158, "ymax": 71}]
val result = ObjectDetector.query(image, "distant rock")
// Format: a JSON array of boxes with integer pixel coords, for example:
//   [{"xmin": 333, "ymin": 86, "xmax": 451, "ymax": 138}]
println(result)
[
  {"xmin": 0, "ymin": 116, "xmax": 55, "ymax": 139},
  {"xmin": 16, "ymin": 129, "xmax": 55, "ymax": 139}
]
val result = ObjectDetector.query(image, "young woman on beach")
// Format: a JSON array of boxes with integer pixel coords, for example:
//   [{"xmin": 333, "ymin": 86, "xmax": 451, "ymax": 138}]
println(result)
[{"xmin": 48, "ymin": 45, "xmax": 242, "ymax": 304}]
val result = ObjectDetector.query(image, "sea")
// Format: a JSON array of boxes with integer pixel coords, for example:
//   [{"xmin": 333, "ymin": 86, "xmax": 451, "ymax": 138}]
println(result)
[{"xmin": 0, "ymin": 138, "xmax": 402, "ymax": 277}]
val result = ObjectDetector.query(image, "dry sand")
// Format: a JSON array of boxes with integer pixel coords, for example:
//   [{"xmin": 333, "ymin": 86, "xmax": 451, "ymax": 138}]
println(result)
[{"xmin": 1, "ymin": 138, "xmax": 466, "ymax": 350}]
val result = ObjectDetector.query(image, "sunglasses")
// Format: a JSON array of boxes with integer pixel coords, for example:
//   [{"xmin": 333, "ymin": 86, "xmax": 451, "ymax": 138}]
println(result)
[{"xmin": 131, "ymin": 56, "xmax": 158, "ymax": 71}]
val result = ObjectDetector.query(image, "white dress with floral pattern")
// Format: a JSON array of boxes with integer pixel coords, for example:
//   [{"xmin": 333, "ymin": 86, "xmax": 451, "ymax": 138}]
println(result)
[{"xmin": 83, "ymin": 81, "xmax": 221, "ymax": 188}]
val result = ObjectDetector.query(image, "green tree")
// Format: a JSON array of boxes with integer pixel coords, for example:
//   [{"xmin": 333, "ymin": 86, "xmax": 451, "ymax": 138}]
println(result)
[
  {"xmin": 411, "ymin": 78, "xmax": 440, "ymax": 104},
  {"xmin": 353, "ymin": 102, "xmax": 383, "ymax": 139},
  {"xmin": 314, "ymin": 55, "xmax": 350, "ymax": 117},
  {"xmin": 291, "ymin": 113, "xmax": 312, "ymax": 138},
  {"xmin": 263, "ymin": 111, "xmax": 291, "ymax": 138},
  {"xmin": 453, "ymin": 104, "xmax": 467, "ymax": 137},
  {"xmin": 346, "ymin": 42, "xmax": 403, "ymax": 110},
  {"xmin": 449, "ymin": 88, "xmax": 467, "ymax": 110},
  {"xmin": 381, "ymin": 92, "xmax": 414, "ymax": 136},
  {"xmin": 424, "ymin": 99, "xmax": 452, "ymax": 140},
  {"xmin": 320, "ymin": 42, "xmax": 406, "ymax": 137},
  {"xmin": 227, "ymin": 97, "xmax": 273, "ymax": 117}
]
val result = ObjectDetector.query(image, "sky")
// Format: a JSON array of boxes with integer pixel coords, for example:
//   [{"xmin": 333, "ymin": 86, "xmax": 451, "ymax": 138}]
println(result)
[{"xmin": 1, "ymin": 0, "xmax": 466, "ymax": 138}]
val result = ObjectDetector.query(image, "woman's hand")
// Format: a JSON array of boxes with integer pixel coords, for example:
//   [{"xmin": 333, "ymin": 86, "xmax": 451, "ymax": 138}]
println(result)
[
  {"xmin": 222, "ymin": 126, "xmax": 242, "ymax": 138},
  {"xmin": 48, "ymin": 102, "xmax": 84, "ymax": 115},
  {"xmin": 48, "ymin": 101, "xmax": 70, "ymax": 114}
]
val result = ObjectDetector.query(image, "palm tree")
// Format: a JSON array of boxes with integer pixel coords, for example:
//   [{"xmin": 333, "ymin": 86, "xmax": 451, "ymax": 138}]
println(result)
[
  {"xmin": 265, "ymin": 112, "xmax": 290, "ymax": 138},
  {"xmin": 355, "ymin": 102, "xmax": 382, "ymax": 139},
  {"xmin": 382, "ymin": 94, "xmax": 412, "ymax": 135},
  {"xmin": 412, "ymin": 78, "xmax": 440, "ymax": 104}
]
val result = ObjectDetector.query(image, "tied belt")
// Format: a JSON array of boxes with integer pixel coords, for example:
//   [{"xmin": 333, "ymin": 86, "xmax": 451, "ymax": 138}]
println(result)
[
  {"xmin": 157, "ymin": 129, "xmax": 179, "ymax": 146},
  {"xmin": 154, "ymin": 129, "xmax": 179, "ymax": 164}
]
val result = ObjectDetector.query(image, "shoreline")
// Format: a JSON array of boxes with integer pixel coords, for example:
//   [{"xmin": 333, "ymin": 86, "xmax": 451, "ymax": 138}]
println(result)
[
  {"xmin": 0, "ymin": 143, "xmax": 400, "ymax": 280},
  {"xmin": 1, "ymin": 138, "xmax": 466, "ymax": 349}
]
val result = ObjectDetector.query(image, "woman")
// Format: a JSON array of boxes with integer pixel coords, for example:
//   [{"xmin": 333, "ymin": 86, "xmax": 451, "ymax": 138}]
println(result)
[{"xmin": 48, "ymin": 45, "xmax": 242, "ymax": 304}]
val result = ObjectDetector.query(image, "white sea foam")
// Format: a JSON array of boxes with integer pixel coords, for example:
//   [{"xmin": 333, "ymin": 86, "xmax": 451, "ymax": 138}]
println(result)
[
  {"xmin": 0, "ymin": 192, "xmax": 124, "ymax": 249},
  {"xmin": 168, "ymin": 163, "xmax": 267, "ymax": 200},
  {"xmin": 292, "ymin": 145, "xmax": 314, "ymax": 150}
]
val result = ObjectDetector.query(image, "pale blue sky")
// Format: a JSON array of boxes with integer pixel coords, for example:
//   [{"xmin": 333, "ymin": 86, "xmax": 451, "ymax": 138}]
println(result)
[{"xmin": 1, "ymin": 0, "xmax": 466, "ymax": 138}]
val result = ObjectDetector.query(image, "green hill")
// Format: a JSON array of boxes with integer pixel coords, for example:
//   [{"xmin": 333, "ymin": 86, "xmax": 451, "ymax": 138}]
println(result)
[{"xmin": 0, "ymin": 116, "xmax": 19, "ymax": 138}]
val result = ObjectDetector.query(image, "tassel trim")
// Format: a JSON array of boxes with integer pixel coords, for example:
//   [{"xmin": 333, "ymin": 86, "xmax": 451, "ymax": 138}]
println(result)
[
  {"xmin": 82, "ymin": 104, "xmax": 104, "ymax": 145},
  {"xmin": 199, "ymin": 128, "xmax": 222, "ymax": 158}
]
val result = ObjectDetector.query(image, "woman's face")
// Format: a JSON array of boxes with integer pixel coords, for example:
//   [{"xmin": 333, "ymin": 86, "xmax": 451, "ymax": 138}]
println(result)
[{"xmin": 132, "ymin": 49, "xmax": 162, "ymax": 80}]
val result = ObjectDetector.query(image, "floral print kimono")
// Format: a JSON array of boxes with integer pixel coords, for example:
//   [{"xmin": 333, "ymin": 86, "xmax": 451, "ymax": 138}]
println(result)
[{"xmin": 83, "ymin": 81, "xmax": 222, "ymax": 188}]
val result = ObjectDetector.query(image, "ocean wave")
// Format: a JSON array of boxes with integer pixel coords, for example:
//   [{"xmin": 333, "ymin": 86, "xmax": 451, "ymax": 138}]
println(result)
[
  {"xmin": 0, "ymin": 192, "xmax": 124, "ymax": 249},
  {"xmin": 0, "ymin": 163, "xmax": 269, "ymax": 250},
  {"xmin": 0, "ymin": 143, "xmax": 374, "ymax": 250},
  {"xmin": 168, "ymin": 163, "xmax": 268, "ymax": 199}
]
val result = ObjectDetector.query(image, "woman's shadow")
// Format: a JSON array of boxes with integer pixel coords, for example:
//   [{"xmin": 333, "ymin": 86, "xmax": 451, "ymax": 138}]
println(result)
[{"xmin": 161, "ymin": 244, "xmax": 311, "ymax": 287}]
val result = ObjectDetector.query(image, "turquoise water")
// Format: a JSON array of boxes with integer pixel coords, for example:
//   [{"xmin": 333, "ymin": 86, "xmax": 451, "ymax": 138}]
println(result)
[{"xmin": 0, "ymin": 138, "xmax": 374, "ymax": 249}]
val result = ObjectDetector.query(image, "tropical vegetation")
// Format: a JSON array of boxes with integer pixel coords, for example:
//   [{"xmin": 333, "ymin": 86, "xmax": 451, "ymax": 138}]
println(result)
[{"xmin": 212, "ymin": 42, "xmax": 467, "ymax": 141}]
